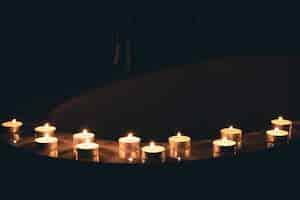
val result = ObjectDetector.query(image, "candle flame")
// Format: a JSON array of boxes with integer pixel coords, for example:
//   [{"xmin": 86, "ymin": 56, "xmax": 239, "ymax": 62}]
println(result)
[
  {"xmin": 45, "ymin": 123, "xmax": 50, "ymax": 127},
  {"xmin": 45, "ymin": 133, "xmax": 49, "ymax": 138},
  {"xmin": 177, "ymin": 132, "xmax": 182, "ymax": 136},
  {"xmin": 278, "ymin": 116, "xmax": 283, "ymax": 120},
  {"xmin": 177, "ymin": 157, "xmax": 182, "ymax": 162},
  {"xmin": 128, "ymin": 132, "xmax": 133, "ymax": 137},
  {"xmin": 85, "ymin": 138, "xmax": 90, "ymax": 143},
  {"xmin": 83, "ymin": 129, "xmax": 88, "ymax": 134},
  {"xmin": 229, "ymin": 126, "xmax": 233, "ymax": 129},
  {"xmin": 274, "ymin": 127, "xmax": 280, "ymax": 132},
  {"xmin": 12, "ymin": 119, "xmax": 17, "ymax": 123},
  {"xmin": 150, "ymin": 141, "xmax": 155, "ymax": 147}
]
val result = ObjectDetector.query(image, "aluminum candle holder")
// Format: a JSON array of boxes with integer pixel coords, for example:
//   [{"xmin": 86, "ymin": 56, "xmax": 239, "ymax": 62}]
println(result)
[
  {"xmin": 168, "ymin": 132, "xmax": 191, "ymax": 160},
  {"xmin": 271, "ymin": 116, "xmax": 293, "ymax": 139},
  {"xmin": 75, "ymin": 141, "xmax": 100, "ymax": 162},
  {"xmin": 2, "ymin": 119, "xmax": 23, "ymax": 134},
  {"xmin": 34, "ymin": 133, "xmax": 58, "ymax": 158},
  {"xmin": 220, "ymin": 126, "xmax": 242, "ymax": 149},
  {"xmin": 212, "ymin": 137, "xmax": 237, "ymax": 158},
  {"xmin": 142, "ymin": 142, "xmax": 166, "ymax": 164},
  {"xmin": 266, "ymin": 127, "xmax": 289, "ymax": 148},
  {"xmin": 34, "ymin": 123, "xmax": 56, "ymax": 137},
  {"xmin": 118, "ymin": 133, "xmax": 141, "ymax": 162}
]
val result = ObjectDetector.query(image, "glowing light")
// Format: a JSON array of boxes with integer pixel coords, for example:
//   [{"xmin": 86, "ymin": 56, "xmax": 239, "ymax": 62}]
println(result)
[
  {"xmin": 229, "ymin": 126, "xmax": 233, "ymax": 129},
  {"xmin": 45, "ymin": 123, "xmax": 50, "ymax": 127},
  {"xmin": 85, "ymin": 137, "xmax": 91, "ymax": 143},
  {"xmin": 150, "ymin": 141, "xmax": 155, "ymax": 147},
  {"xmin": 128, "ymin": 132, "xmax": 133, "ymax": 137},
  {"xmin": 177, "ymin": 132, "xmax": 182, "ymax": 137},
  {"xmin": 12, "ymin": 119, "xmax": 17, "ymax": 123},
  {"xmin": 83, "ymin": 129, "xmax": 88, "ymax": 134},
  {"xmin": 278, "ymin": 116, "xmax": 283, "ymax": 120}
]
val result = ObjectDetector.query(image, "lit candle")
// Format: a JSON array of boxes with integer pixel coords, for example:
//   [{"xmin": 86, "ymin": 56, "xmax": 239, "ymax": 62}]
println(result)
[
  {"xmin": 34, "ymin": 133, "xmax": 58, "ymax": 157},
  {"xmin": 168, "ymin": 132, "xmax": 191, "ymax": 159},
  {"xmin": 212, "ymin": 137, "xmax": 236, "ymax": 157},
  {"xmin": 142, "ymin": 141, "xmax": 166, "ymax": 164},
  {"xmin": 2, "ymin": 119, "xmax": 23, "ymax": 133},
  {"xmin": 73, "ymin": 129, "xmax": 95, "ymax": 147},
  {"xmin": 266, "ymin": 127, "xmax": 289, "ymax": 144},
  {"xmin": 75, "ymin": 139, "xmax": 100, "ymax": 162},
  {"xmin": 271, "ymin": 116, "xmax": 293, "ymax": 139},
  {"xmin": 118, "ymin": 132, "xmax": 141, "ymax": 161},
  {"xmin": 34, "ymin": 123, "xmax": 56, "ymax": 137},
  {"xmin": 220, "ymin": 126, "xmax": 242, "ymax": 149}
]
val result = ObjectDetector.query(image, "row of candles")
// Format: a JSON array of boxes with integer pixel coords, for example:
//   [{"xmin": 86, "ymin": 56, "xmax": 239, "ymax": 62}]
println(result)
[{"xmin": 1, "ymin": 116, "xmax": 293, "ymax": 163}]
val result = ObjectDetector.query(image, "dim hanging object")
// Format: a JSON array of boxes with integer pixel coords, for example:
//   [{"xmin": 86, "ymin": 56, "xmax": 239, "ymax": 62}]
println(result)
[{"xmin": 112, "ymin": 16, "xmax": 134, "ymax": 72}]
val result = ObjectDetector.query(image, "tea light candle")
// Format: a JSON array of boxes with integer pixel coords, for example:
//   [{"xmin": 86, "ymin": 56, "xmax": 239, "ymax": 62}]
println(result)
[
  {"xmin": 76, "ymin": 140, "xmax": 100, "ymax": 162},
  {"xmin": 266, "ymin": 127, "xmax": 289, "ymax": 143},
  {"xmin": 168, "ymin": 132, "xmax": 191, "ymax": 159},
  {"xmin": 142, "ymin": 141, "xmax": 166, "ymax": 164},
  {"xmin": 35, "ymin": 133, "xmax": 58, "ymax": 151},
  {"xmin": 35, "ymin": 123, "xmax": 56, "ymax": 137},
  {"xmin": 271, "ymin": 116, "xmax": 293, "ymax": 138},
  {"xmin": 212, "ymin": 137, "xmax": 236, "ymax": 157},
  {"xmin": 2, "ymin": 119, "xmax": 23, "ymax": 133},
  {"xmin": 220, "ymin": 126, "xmax": 242, "ymax": 148},
  {"xmin": 118, "ymin": 132, "xmax": 141, "ymax": 161},
  {"xmin": 73, "ymin": 129, "xmax": 95, "ymax": 147}
]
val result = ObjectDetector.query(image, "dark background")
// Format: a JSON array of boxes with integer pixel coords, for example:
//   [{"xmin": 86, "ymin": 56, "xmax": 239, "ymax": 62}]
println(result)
[{"xmin": 1, "ymin": 4, "xmax": 300, "ymax": 198}]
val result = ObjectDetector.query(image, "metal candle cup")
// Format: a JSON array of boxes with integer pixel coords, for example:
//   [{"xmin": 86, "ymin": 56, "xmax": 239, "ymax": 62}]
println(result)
[
  {"xmin": 212, "ymin": 137, "xmax": 237, "ymax": 158},
  {"xmin": 118, "ymin": 133, "xmax": 141, "ymax": 161},
  {"xmin": 34, "ymin": 123, "xmax": 56, "ymax": 137},
  {"xmin": 271, "ymin": 116, "xmax": 293, "ymax": 139},
  {"xmin": 34, "ymin": 134, "xmax": 58, "ymax": 157},
  {"xmin": 220, "ymin": 126, "xmax": 242, "ymax": 149},
  {"xmin": 76, "ymin": 142, "xmax": 100, "ymax": 162},
  {"xmin": 73, "ymin": 129, "xmax": 95, "ymax": 149},
  {"xmin": 142, "ymin": 142, "xmax": 166, "ymax": 164},
  {"xmin": 2, "ymin": 119, "xmax": 23, "ymax": 134},
  {"xmin": 168, "ymin": 132, "xmax": 191, "ymax": 159},
  {"xmin": 266, "ymin": 127, "xmax": 289, "ymax": 148}
]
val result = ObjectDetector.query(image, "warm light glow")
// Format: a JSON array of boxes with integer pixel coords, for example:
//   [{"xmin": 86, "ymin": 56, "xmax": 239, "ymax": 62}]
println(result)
[
  {"xmin": 83, "ymin": 129, "xmax": 88, "ymax": 134},
  {"xmin": 229, "ymin": 126, "xmax": 233, "ymax": 129},
  {"xmin": 278, "ymin": 116, "xmax": 283, "ymax": 120},
  {"xmin": 45, "ymin": 133, "xmax": 49, "ymax": 138},
  {"xmin": 177, "ymin": 132, "xmax": 182, "ymax": 136},
  {"xmin": 85, "ymin": 138, "xmax": 91, "ymax": 143},
  {"xmin": 128, "ymin": 132, "xmax": 133, "ymax": 137},
  {"xmin": 45, "ymin": 123, "xmax": 50, "ymax": 127},
  {"xmin": 274, "ymin": 127, "xmax": 280, "ymax": 132},
  {"xmin": 12, "ymin": 119, "xmax": 17, "ymax": 123},
  {"xmin": 177, "ymin": 157, "xmax": 182, "ymax": 162},
  {"xmin": 221, "ymin": 137, "xmax": 228, "ymax": 142},
  {"xmin": 128, "ymin": 157, "xmax": 133, "ymax": 163},
  {"xmin": 150, "ymin": 141, "xmax": 155, "ymax": 147}
]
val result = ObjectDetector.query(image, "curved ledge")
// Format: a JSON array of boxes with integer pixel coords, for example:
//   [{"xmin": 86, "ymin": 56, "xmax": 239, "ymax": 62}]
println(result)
[{"xmin": 1, "ymin": 122, "xmax": 299, "ymax": 165}]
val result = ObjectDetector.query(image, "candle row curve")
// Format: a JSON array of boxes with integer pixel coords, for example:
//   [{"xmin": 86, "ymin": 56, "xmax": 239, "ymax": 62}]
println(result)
[{"xmin": 1, "ymin": 116, "xmax": 293, "ymax": 164}]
